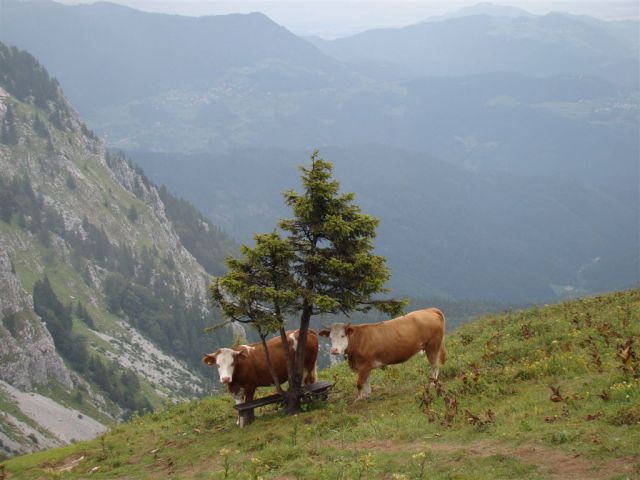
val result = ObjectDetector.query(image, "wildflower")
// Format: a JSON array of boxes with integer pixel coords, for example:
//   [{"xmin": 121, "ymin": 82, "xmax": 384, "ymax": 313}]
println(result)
[{"xmin": 359, "ymin": 453, "xmax": 374, "ymax": 468}]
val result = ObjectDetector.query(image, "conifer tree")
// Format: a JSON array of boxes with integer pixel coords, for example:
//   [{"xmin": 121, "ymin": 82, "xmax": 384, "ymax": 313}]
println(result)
[
  {"xmin": 212, "ymin": 151, "xmax": 405, "ymax": 414},
  {"xmin": 1, "ymin": 104, "xmax": 18, "ymax": 145},
  {"xmin": 279, "ymin": 151, "xmax": 405, "ymax": 412},
  {"xmin": 211, "ymin": 231, "xmax": 297, "ymax": 395}
]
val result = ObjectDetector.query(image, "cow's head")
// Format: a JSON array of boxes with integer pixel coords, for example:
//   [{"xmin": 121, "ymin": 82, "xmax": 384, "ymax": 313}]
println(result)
[
  {"xmin": 202, "ymin": 347, "xmax": 248, "ymax": 384},
  {"xmin": 319, "ymin": 323, "xmax": 353, "ymax": 356}
]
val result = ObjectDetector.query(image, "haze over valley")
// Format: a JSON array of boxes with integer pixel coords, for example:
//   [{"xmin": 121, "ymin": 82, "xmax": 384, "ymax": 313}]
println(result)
[{"xmin": 2, "ymin": 0, "xmax": 635, "ymax": 302}]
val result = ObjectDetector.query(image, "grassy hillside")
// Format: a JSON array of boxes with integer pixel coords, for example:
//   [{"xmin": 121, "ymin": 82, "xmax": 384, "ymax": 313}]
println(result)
[{"xmin": 4, "ymin": 289, "xmax": 639, "ymax": 478}]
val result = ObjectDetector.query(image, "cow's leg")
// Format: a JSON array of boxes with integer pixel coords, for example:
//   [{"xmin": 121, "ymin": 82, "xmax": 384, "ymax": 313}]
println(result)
[
  {"xmin": 355, "ymin": 365, "xmax": 373, "ymax": 402},
  {"xmin": 303, "ymin": 366, "xmax": 318, "ymax": 385},
  {"xmin": 233, "ymin": 388, "xmax": 245, "ymax": 426},
  {"xmin": 362, "ymin": 375, "xmax": 372, "ymax": 397},
  {"xmin": 425, "ymin": 346, "xmax": 440, "ymax": 386}
]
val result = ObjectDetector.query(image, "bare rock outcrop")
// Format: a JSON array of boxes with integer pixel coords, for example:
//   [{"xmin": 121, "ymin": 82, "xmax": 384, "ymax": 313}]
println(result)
[{"xmin": 0, "ymin": 247, "xmax": 73, "ymax": 390}]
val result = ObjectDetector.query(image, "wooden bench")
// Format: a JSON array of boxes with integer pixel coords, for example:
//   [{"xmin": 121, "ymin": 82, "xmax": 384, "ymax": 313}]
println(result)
[{"xmin": 233, "ymin": 381, "xmax": 333, "ymax": 427}]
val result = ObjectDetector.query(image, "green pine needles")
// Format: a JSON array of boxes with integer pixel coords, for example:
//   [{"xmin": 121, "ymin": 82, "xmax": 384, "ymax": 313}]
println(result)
[{"xmin": 211, "ymin": 150, "xmax": 406, "ymax": 413}]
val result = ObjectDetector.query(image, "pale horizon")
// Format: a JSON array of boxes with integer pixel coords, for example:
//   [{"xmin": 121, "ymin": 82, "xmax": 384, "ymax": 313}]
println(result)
[{"xmin": 52, "ymin": 0, "xmax": 640, "ymax": 38}]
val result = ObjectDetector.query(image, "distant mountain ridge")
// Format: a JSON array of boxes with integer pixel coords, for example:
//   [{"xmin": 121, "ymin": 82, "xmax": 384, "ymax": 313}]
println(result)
[
  {"xmin": 315, "ymin": 12, "xmax": 639, "ymax": 85},
  {"xmin": 422, "ymin": 2, "xmax": 533, "ymax": 22},
  {"xmin": 0, "ymin": 0, "xmax": 346, "ymax": 114}
]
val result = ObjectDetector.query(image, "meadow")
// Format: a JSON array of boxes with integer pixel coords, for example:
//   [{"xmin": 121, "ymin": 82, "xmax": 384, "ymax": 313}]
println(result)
[{"xmin": 4, "ymin": 289, "xmax": 639, "ymax": 479}]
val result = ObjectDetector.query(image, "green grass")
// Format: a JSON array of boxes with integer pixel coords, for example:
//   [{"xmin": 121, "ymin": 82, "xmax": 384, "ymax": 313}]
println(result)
[{"xmin": 3, "ymin": 289, "xmax": 640, "ymax": 479}]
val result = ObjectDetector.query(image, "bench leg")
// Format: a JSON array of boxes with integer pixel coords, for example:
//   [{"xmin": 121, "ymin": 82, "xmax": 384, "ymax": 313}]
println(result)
[{"xmin": 239, "ymin": 409, "xmax": 255, "ymax": 428}]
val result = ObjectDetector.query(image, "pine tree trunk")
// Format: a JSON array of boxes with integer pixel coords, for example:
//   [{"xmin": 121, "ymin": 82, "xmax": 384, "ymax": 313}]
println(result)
[
  {"xmin": 279, "ymin": 327, "xmax": 295, "ymax": 388},
  {"xmin": 286, "ymin": 302, "xmax": 312, "ymax": 414},
  {"xmin": 259, "ymin": 334, "xmax": 283, "ymax": 395}
]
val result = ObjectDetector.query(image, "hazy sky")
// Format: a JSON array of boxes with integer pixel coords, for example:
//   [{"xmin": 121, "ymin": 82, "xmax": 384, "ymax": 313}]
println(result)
[{"xmin": 57, "ymin": 1, "xmax": 640, "ymax": 38}]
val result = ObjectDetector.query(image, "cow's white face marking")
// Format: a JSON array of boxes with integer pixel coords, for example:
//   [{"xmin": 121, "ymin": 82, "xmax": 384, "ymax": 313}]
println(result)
[
  {"xmin": 327, "ymin": 324, "xmax": 349, "ymax": 356},
  {"xmin": 215, "ymin": 348, "xmax": 239, "ymax": 384}
]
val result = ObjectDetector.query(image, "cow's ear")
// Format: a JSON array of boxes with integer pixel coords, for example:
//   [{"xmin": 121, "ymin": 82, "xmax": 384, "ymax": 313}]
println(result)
[
  {"xmin": 234, "ymin": 349, "xmax": 248, "ymax": 359},
  {"xmin": 202, "ymin": 353, "xmax": 217, "ymax": 366},
  {"xmin": 319, "ymin": 328, "xmax": 331, "ymax": 337},
  {"xmin": 345, "ymin": 326, "xmax": 354, "ymax": 335}
]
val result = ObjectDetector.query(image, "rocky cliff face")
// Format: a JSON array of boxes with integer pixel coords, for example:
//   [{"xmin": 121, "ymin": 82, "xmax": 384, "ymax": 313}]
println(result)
[
  {"xmin": 104, "ymin": 153, "xmax": 209, "ymax": 307},
  {"xmin": 0, "ymin": 43, "xmax": 233, "ymax": 456},
  {"xmin": 0, "ymin": 247, "xmax": 72, "ymax": 390}
]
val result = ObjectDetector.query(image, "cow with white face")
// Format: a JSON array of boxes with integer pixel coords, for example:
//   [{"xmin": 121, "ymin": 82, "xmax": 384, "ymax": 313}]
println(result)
[
  {"xmin": 203, "ymin": 329, "xmax": 319, "ymax": 426},
  {"xmin": 320, "ymin": 308, "xmax": 446, "ymax": 401},
  {"xmin": 211, "ymin": 347, "xmax": 250, "ymax": 386}
]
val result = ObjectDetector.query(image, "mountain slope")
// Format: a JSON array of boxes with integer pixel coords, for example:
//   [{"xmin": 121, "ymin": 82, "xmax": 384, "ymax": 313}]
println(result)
[
  {"xmin": 0, "ymin": 43, "xmax": 236, "ymax": 456},
  {"xmin": 5, "ymin": 289, "xmax": 639, "ymax": 478},
  {"xmin": 1, "ymin": 1, "xmax": 636, "ymax": 162},
  {"xmin": 423, "ymin": 2, "xmax": 534, "ymax": 22},
  {"xmin": 317, "ymin": 12, "xmax": 638, "ymax": 86},
  {"xmin": 0, "ymin": 0, "xmax": 346, "ymax": 114},
  {"xmin": 132, "ymin": 146, "xmax": 638, "ymax": 303}
]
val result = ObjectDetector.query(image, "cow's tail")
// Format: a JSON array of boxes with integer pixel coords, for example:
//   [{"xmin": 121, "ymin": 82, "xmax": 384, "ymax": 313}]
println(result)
[
  {"xmin": 439, "ymin": 341, "xmax": 447, "ymax": 365},
  {"xmin": 436, "ymin": 309, "xmax": 447, "ymax": 365}
]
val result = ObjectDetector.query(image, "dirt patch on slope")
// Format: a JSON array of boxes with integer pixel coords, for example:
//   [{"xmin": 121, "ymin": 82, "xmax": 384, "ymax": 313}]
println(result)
[{"xmin": 340, "ymin": 438, "xmax": 639, "ymax": 479}]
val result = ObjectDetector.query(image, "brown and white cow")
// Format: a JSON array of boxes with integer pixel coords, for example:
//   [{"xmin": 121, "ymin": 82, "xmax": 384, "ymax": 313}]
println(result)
[
  {"xmin": 320, "ymin": 308, "xmax": 446, "ymax": 400},
  {"xmin": 203, "ymin": 329, "xmax": 319, "ymax": 424}
]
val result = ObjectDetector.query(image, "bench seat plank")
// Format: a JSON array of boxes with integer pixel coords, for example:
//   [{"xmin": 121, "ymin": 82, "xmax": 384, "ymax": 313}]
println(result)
[
  {"xmin": 234, "ymin": 393, "xmax": 283, "ymax": 412},
  {"xmin": 304, "ymin": 381, "xmax": 333, "ymax": 394},
  {"xmin": 233, "ymin": 381, "xmax": 334, "ymax": 412}
]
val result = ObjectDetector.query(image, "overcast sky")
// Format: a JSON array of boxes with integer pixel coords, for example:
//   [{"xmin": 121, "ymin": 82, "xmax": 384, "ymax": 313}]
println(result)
[{"xmin": 56, "ymin": 1, "xmax": 640, "ymax": 38}]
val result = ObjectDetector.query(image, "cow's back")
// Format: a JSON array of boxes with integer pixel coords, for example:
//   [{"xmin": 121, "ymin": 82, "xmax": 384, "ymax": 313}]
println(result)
[
  {"xmin": 246, "ymin": 336, "xmax": 290, "ymax": 388},
  {"xmin": 234, "ymin": 329, "xmax": 319, "ymax": 389},
  {"xmin": 349, "ymin": 309, "xmax": 444, "ymax": 366}
]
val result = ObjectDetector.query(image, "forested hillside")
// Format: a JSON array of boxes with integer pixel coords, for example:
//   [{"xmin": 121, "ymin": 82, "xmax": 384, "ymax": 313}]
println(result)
[
  {"xmin": 0, "ymin": 43, "xmax": 236, "ymax": 456},
  {"xmin": 133, "ymin": 146, "xmax": 637, "ymax": 302}
]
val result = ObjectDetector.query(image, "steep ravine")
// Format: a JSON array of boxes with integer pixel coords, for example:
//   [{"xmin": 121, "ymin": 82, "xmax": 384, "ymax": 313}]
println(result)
[{"xmin": 0, "ymin": 46, "xmax": 233, "ymax": 456}]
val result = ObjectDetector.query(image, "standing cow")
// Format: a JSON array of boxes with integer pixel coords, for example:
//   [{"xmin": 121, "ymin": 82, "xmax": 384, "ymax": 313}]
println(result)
[
  {"xmin": 203, "ymin": 329, "xmax": 318, "ymax": 425},
  {"xmin": 319, "ymin": 308, "xmax": 446, "ymax": 400}
]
